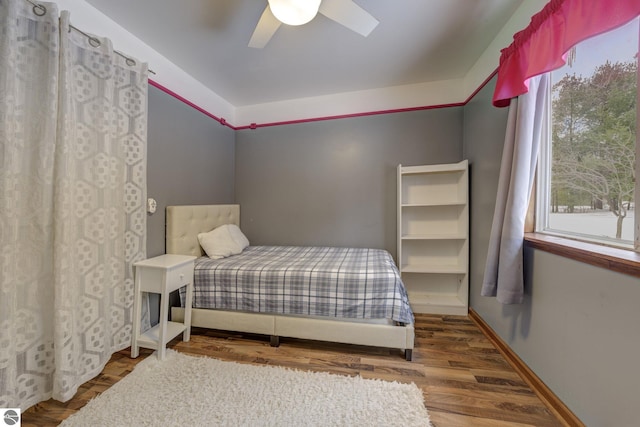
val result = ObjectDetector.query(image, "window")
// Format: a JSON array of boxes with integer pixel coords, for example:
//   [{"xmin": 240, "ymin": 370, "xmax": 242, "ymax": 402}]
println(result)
[{"xmin": 537, "ymin": 17, "xmax": 639, "ymax": 251}]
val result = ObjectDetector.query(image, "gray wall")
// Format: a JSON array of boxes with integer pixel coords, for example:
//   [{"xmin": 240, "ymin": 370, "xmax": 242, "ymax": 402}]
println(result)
[
  {"xmin": 462, "ymin": 77, "xmax": 509, "ymax": 317},
  {"xmin": 464, "ymin": 77, "xmax": 640, "ymax": 426},
  {"xmin": 146, "ymin": 86, "xmax": 235, "ymax": 323},
  {"xmin": 146, "ymin": 85, "xmax": 235, "ymax": 257},
  {"xmin": 235, "ymin": 109, "xmax": 463, "ymax": 259}
]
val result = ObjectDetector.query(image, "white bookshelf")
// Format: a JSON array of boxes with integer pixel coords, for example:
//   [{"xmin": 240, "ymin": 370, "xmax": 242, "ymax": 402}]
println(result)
[{"xmin": 397, "ymin": 160, "xmax": 469, "ymax": 315}]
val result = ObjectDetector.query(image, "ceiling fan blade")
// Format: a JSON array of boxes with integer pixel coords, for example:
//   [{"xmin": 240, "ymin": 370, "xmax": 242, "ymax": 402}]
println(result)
[
  {"xmin": 248, "ymin": 5, "xmax": 282, "ymax": 48},
  {"xmin": 318, "ymin": 0, "xmax": 379, "ymax": 37}
]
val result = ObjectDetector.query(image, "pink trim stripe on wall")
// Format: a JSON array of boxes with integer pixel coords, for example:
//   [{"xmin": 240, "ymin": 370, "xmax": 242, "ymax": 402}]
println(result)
[{"xmin": 149, "ymin": 68, "xmax": 498, "ymax": 130}]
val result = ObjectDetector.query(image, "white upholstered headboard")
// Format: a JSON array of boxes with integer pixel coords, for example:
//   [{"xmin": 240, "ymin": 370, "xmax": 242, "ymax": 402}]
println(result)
[{"xmin": 166, "ymin": 204, "xmax": 240, "ymax": 257}]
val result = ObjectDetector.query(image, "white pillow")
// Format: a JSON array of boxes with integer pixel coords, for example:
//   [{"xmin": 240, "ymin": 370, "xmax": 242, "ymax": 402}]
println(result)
[
  {"xmin": 197, "ymin": 224, "xmax": 250, "ymax": 259},
  {"xmin": 227, "ymin": 223, "xmax": 250, "ymax": 250}
]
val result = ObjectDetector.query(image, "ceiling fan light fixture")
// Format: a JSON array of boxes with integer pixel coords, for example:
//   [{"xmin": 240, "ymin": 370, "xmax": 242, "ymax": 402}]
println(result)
[{"xmin": 268, "ymin": 0, "xmax": 321, "ymax": 26}]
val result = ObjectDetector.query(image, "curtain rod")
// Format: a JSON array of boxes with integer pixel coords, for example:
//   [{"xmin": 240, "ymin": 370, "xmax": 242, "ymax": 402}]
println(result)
[{"xmin": 24, "ymin": 0, "xmax": 156, "ymax": 75}]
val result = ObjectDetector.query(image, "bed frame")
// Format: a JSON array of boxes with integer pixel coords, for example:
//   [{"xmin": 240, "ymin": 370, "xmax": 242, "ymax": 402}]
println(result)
[{"xmin": 167, "ymin": 204, "xmax": 414, "ymax": 360}]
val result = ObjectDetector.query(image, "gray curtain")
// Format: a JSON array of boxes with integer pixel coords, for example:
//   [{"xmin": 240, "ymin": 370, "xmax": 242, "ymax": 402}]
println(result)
[{"xmin": 481, "ymin": 74, "xmax": 549, "ymax": 304}]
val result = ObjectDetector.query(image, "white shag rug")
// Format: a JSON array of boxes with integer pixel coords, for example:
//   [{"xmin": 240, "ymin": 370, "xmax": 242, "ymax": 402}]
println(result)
[{"xmin": 60, "ymin": 349, "xmax": 431, "ymax": 427}]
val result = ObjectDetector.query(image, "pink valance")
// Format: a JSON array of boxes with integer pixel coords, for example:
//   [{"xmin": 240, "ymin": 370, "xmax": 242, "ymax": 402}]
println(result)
[{"xmin": 493, "ymin": 0, "xmax": 640, "ymax": 107}]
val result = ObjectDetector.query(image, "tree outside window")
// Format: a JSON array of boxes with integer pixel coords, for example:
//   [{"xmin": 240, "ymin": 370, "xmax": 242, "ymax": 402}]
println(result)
[{"xmin": 544, "ymin": 18, "xmax": 638, "ymax": 246}]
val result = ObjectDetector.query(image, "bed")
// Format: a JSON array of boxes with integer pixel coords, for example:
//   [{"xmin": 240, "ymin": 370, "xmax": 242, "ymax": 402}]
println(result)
[{"xmin": 168, "ymin": 204, "xmax": 415, "ymax": 360}]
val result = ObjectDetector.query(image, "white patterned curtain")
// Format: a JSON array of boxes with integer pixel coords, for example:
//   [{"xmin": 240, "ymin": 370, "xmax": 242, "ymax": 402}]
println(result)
[{"xmin": 0, "ymin": 0, "xmax": 148, "ymax": 407}]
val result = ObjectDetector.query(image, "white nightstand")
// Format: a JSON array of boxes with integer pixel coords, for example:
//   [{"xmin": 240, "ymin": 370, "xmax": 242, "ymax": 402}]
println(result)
[{"xmin": 131, "ymin": 254, "xmax": 196, "ymax": 360}]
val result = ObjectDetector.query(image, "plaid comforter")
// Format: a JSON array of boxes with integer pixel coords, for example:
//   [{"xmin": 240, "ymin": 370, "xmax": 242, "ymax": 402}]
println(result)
[{"xmin": 183, "ymin": 246, "xmax": 414, "ymax": 324}]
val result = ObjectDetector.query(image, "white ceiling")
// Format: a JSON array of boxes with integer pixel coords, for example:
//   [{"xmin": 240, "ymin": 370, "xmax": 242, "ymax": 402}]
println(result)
[{"xmin": 84, "ymin": 0, "xmax": 525, "ymax": 109}]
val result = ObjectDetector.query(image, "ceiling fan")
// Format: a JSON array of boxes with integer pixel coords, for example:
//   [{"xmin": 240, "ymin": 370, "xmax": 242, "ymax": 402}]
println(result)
[{"xmin": 249, "ymin": 0, "xmax": 379, "ymax": 48}]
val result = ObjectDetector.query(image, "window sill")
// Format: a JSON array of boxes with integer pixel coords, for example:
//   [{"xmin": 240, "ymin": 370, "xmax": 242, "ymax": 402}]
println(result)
[{"xmin": 524, "ymin": 233, "xmax": 640, "ymax": 278}]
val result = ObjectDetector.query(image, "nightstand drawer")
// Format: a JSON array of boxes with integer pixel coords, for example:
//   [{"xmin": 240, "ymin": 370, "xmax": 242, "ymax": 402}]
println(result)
[{"xmin": 165, "ymin": 262, "xmax": 194, "ymax": 293}]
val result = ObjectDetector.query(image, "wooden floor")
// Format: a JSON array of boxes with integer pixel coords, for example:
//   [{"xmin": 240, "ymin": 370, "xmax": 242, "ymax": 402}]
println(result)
[{"xmin": 23, "ymin": 314, "xmax": 564, "ymax": 427}]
